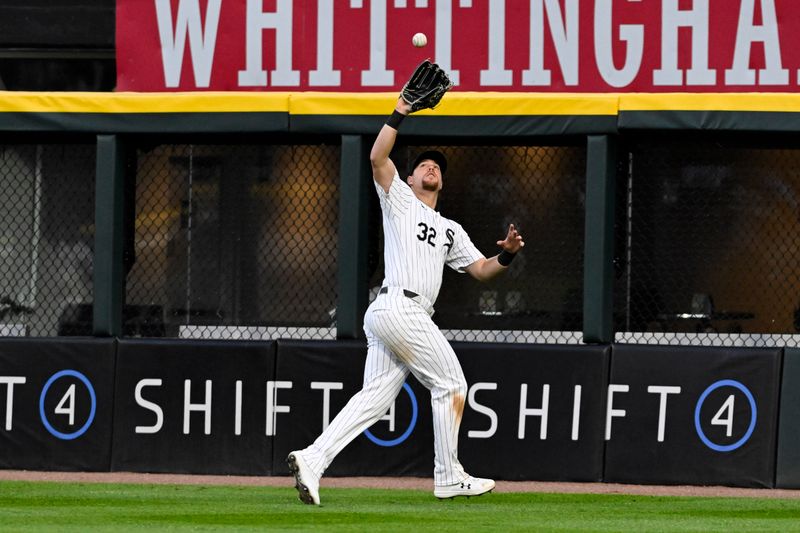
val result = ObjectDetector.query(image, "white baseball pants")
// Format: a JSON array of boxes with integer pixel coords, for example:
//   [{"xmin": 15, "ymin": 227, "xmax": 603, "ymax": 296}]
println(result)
[{"xmin": 301, "ymin": 289, "xmax": 469, "ymax": 486}]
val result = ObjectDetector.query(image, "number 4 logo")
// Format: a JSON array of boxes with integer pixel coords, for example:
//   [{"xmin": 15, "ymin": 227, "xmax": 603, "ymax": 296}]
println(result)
[
  {"xmin": 694, "ymin": 380, "xmax": 757, "ymax": 452},
  {"xmin": 39, "ymin": 370, "xmax": 97, "ymax": 441}
]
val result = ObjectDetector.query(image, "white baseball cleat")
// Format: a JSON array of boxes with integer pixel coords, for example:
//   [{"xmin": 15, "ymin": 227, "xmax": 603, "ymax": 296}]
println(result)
[
  {"xmin": 434, "ymin": 476, "xmax": 495, "ymax": 499},
  {"xmin": 287, "ymin": 451, "xmax": 320, "ymax": 505}
]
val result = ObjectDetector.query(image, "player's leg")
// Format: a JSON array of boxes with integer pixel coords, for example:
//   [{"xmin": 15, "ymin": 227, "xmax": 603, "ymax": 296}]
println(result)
[
  {"xmin": 368, "ymin": 296, "xmax": 492, "ymax": 494},
  {"xmin": 289, "ymin": 317, "xmax": 408, "ymax": 504},
  {"xmin": 301, "ymin": 338, "xmax": 408, "ymax": 475},
  {"xmin": 406, "ymin": 328, "xmax": 470, "ymax": 486}
]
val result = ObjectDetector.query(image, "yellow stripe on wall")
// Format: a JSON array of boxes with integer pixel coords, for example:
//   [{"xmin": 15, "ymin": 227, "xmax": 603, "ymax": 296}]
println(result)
[
  {"xmin": 619, "ymin": 93, "xmax": 800, "ymax": 113},
  {"xmin": 289, "ymin": 92, "xmax": 399, "ymax": 115},
  {"xmin": 3, "ymin": 91, "xmax": 800, "ymax": 116},
  {"xmin": 290, "ymin": 92, "xmax": 620, "ymax": 116},
  {"xmin": 0, "ymin": 92, "xmax": 292, "ymax": 113},
  {"xmin": 0, "ymin": 90, "xmax": 619, "ymax": 117}
]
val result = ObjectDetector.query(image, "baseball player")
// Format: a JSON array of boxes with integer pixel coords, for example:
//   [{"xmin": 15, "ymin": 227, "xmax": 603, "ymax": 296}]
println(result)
[{"xmin": 288, "ymin": 94, "xmax": 524, "ymax": 506}]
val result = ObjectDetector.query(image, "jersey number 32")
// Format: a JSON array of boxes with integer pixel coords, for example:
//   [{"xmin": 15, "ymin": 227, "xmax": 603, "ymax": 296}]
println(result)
[{"xmin": 417, "ymin": 222, "xmax": 454, "ymax": 251}]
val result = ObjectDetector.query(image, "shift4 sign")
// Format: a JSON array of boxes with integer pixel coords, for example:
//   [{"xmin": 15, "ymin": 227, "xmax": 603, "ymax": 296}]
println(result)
[{"xmin": 38, "ymin": 370, "xmax": 97, "ymax": 440}]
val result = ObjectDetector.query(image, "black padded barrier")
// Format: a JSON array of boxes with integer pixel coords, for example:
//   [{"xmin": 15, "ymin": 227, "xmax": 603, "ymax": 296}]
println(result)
[
  {"xmin": 0, "ymin": 337, "xmax": 116, "ymax": 471},
  {"xmin": 455, "ymin": 342, "xmax": 610, "ymax": 482},
  {"xmin": 111, "ymin": 339, "xmax": 276, "ymax": 475},
  {"xmin": 605, "ymin": 344, "xmax": 782, "ymax": 487},
  {"xmin": 1, "ymin": 337, "xmax": 789, "ymax": 486}
]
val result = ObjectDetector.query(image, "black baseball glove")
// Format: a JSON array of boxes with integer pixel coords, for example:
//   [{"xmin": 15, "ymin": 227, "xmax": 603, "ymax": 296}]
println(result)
[{"xmin": 401, "ymin": 60, "xmax": 453, "ymax": 112}]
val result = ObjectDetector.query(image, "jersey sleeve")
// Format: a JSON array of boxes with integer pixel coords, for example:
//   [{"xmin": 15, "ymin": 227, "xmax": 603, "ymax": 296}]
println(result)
[
  {"xmin": 446, "ymin": 223, "xmax": 485, "ymax": 273},
  {"xmin": 374, "ymin": 171, "xmax": 413, "ymax": 217}
]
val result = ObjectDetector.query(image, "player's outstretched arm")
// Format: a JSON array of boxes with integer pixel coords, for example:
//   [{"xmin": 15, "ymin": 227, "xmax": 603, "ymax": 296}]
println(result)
[
  {"xmin": 370, "ymin": 98, "xmax": 412, "ymax": 193},
  {"xmin": 465, "ymin": 224, "xmax": 525, "ymax": 282}
]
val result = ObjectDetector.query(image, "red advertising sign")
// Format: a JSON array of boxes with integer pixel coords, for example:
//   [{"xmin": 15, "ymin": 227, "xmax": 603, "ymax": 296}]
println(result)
[{"xmin": 116, "ymin": 0, "xmax": 800, "ymax": 93}]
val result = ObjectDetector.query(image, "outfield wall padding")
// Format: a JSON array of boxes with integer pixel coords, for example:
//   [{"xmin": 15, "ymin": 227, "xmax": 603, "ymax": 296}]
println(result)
[
  {"xmin": 0, "ymin": 338, "xmax": 794, "ymax": 488},
  {"xmin": 604, "ymin": 344, "xmax": 782, "ymax": 488},
  {"xmin": 453, "ymin": 342, "xmax": 609, "ymax": 482},
  {"xmin": 0, "ymin": 337, "xmax": 116, "ymax": 471},
  {"xmin": 110, "ymin": 339, "xmax": 276, "ymax": 475}
]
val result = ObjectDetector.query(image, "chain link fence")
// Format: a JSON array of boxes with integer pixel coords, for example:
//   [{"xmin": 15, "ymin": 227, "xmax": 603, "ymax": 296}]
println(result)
[
  {"xmin": 125, "ymin": 142, "xmax": 340, "ymax": 340},
  {"xmin": 614, "ymin": 135, "xmax": 800, "ymax": 347},
  {"xmin": 375, "ymin": 142, "xmax": 587, "ymax": 344},
  {"xmin": 13, "ymin": 134, "xmax": 798, "ymax": 347},
  {"xmin": 0, "ymin": 143, "xmax": 95, "ymax": 337},
  {"xmin": 123, "ymin": 139, "xmax": 585, "ymax": 344}
]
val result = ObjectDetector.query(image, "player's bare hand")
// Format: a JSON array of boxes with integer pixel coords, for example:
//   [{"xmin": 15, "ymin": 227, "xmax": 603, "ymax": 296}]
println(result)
[{"xmin": 496, "ymin": 224, "xmax": 525, "ymax": 253}]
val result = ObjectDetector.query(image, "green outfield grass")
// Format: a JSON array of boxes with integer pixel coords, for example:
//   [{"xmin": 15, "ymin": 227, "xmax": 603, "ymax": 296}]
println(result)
[{"xmin": 2, "ymin": 480, "xmax": 800, "ymax": 532}]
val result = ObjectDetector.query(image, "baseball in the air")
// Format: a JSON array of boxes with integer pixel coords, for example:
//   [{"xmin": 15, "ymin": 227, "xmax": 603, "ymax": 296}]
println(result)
[{"xmin": 412, "ymin": 32, "xmax": 428, "ymax": 47}]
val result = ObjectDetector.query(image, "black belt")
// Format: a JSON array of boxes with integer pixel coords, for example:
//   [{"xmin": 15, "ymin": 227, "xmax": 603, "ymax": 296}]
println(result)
[{"xmin": 379, "ymin": 287, "xmax": 419, "ymax": 299}]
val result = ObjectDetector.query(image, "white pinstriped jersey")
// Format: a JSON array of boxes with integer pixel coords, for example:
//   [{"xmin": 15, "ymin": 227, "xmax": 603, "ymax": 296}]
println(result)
[{"xmin": 375, "ymin": 171, "xmax": 484, "ymax": 306}]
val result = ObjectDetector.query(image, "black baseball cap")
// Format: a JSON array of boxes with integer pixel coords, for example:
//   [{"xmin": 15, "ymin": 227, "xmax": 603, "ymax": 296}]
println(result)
[{"xmin": 408, "ymin": 150, "xmax": 447, "ymax": 177}]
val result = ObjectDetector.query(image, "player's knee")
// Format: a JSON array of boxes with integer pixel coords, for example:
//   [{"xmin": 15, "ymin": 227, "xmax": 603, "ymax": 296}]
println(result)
[
  {"xmin": 431, "ymin": 380, "xmax": 465, "ymax": 401},
  {"xmin": 450, "ymin": 379, "xmax": 467, "ymax": 399}
]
